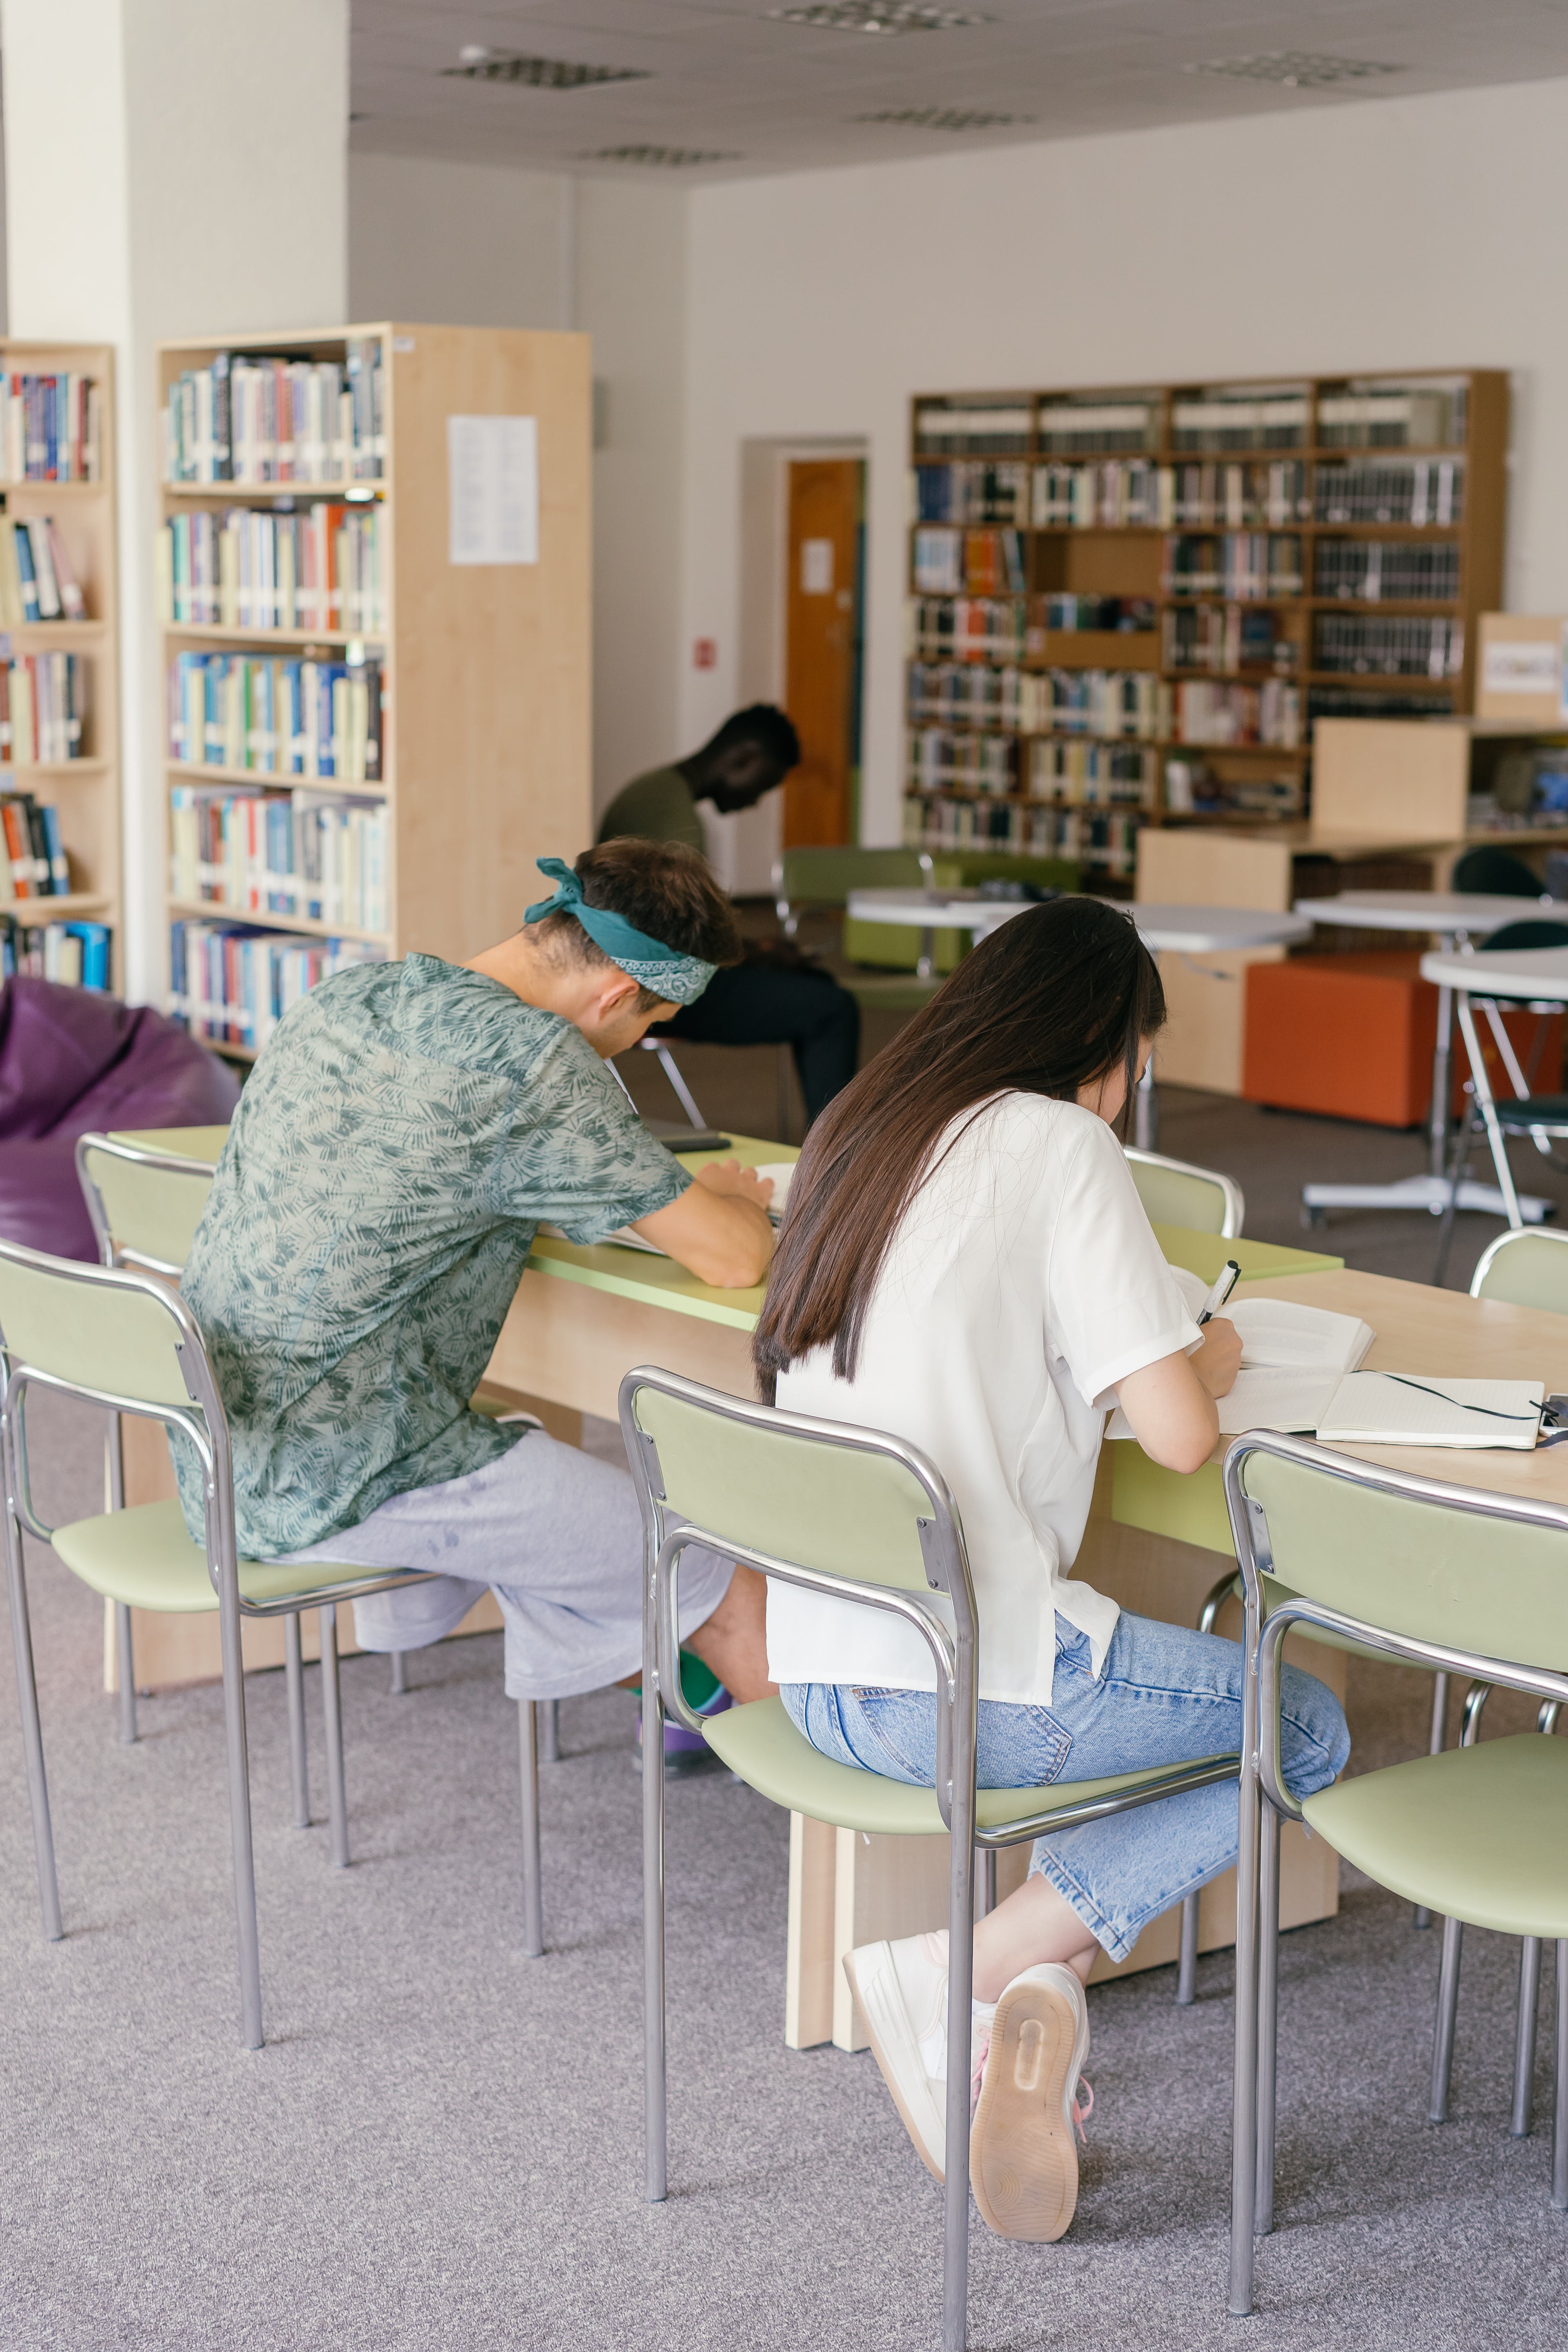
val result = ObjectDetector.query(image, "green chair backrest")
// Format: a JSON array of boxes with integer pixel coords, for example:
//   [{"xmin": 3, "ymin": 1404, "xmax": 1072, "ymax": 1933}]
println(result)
[
  {"xmin": 1451, "ymin": 845, "xmax": 1545, "ymax": 898},
  {"xmin": 1125, "ymin": 1148, "xmax": 1243, "ymax": 1239},
  {"xmin": 1471, "ymin": 1226, "xmax": 1568, "ymax": 1314},
  {"xmin": 0, "ymin": 1241, "xmax": 196, "ymax": 1409},
  {"xmin": 945, "ymin": 851, "xmax": 1082, "ymax": 896},
  {"xmin": 1239, "ymin": 1445, "xmax": 1568, "ymax": 1675},
  {"xmin": 630, "ymin": 1379, "xmax": 948, "ymax": 1595},
  {"xmin": 78, "ymin": 1136, "xmax": 214, "ymax": 1274},
  {"xmin": 777, "ymin": 846, "xmax": 929, "ymax": 909}
]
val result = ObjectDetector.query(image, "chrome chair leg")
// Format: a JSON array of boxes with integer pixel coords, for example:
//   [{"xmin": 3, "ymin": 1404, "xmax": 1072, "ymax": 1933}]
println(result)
[
  {"xmin": 1229, "ymin": 1737, "xmax": 1263, "ymax": 2315},
  {"xmin": 215, "ymin": 1564, "xmax": 263, "ymax": 2050},
  {"xmin": 539, "ymin": 1697, "xmax": 559, "ymax": 1765},
  {"xmin": 1514, "ymin": 1938, "xmax": 1543, "ymax": 2139},
  {"xmin": 519, "ymin": 1699, "xmax": 543, "ymax": 1958},
  {"xmin": 644, "ymin": 1659, "xmax": 669, "ymax": 2203},
  {"xmin": 942, "ymin": 1829, "xmax": 976, "ymax": 2352},
  {"xmin": 1430, "ymin": 1679, "xmax": 1490, "ymax": 2110},
  {"xmin": 976, "ymin": 1846, "xmax": 996, "ymax": 1918},
  {"xmin": 284, "ymin": 1612, "xmax": 309, "ymax": 1829},
  {"xmin": 388, "ymin": 1649, "xmax": 408, "ymax": 1697},
  {"xmin": 114, "ymin": 1602, "xmax": 137, "ymax": 1745},
  {"xmin": 1413, "ymin": 1670, "xmax": 1449, "ymax": 1929},
  {"xmin": 1180, "ymin": 1567, "xmax": 1238, "ymax": 2001},
  {"xmin": 319, "ymin": 1602, "xmax": 350, "ymax": 1870},
  {"xmin": 4, "ymin": 1514, "xmax": 62, "ymax": 1942},
  {"xmin": 1553, "ymin": 1941, "xmax": 1568, "ymax": 2212},
  {"xmin": 1255, "ymin": 1803, "xmax": 1281, "ymax": 2236}
]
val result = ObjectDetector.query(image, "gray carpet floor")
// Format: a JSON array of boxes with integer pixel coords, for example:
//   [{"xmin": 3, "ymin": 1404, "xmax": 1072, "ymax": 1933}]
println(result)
[{"xmin": 3, "ymin": 1068, "xmax": 1566, "ymax": 2350}]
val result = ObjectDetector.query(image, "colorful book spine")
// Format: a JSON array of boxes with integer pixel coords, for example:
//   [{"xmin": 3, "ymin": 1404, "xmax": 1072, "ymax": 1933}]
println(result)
[
  {"xmin": 0, "ymin": 374, "xmax": 101, "ymax": 483},
  {"xmin": 167, "ymin": 651, "xmax": 382, "ymax": 781},
  {"xmin": 162, "ymin": 343, "xmax": 383, "ymax": 485},
  {"xmin": 169, "ymin": 786, "xmax": 389, "ymax": 931},
  {"xmin": 0, "ymin": 917, "xmax": 109, "ymax": 987},
  {"xmin": 167, "ymin": 917, "xmax": 384, "ymax": 1049},
  {"xmin": 0, "ymin": 655, "xmax": 87, "ymax": 764}
]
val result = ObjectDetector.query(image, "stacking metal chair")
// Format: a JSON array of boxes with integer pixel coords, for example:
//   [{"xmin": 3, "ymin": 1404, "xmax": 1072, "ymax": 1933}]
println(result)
[
  {"xmin": 621, "ymin": 1365, "xmax": 1240, "ymax": 2352},
  {"xmin": 1471, "ymin": 1222, "xmax": 1568, "ymax": 1313},
  {"xmin": 0, "ymin": 1235, "xmax": 442, "ymax": 2047},
  {"xmin": 76, "ymin": 1129, "xmax": 561, "ymax": 1946},
  {"xmin": 1124, "ymin": 1147, "xmax": 1244, "ymax": 1239},
  {"xmin": 1431, "ymin": 917, "xmax": 1568, "ymax": 1285},
  {"xmin": 1224, "ymin": 1432, "xmax": 1568, "ymax": 2318}
]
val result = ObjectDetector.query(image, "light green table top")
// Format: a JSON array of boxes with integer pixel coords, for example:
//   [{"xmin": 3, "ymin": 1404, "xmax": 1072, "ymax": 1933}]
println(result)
[{"xmin": 114, "ymin": 1125, "xmax": 1340, "ymax": 1338}]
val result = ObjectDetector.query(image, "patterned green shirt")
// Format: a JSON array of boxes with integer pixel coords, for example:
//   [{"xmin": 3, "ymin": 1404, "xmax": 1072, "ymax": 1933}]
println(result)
[{"xmin": 177, "ymin": 954, "xmax": 689, "ymax": 1557}]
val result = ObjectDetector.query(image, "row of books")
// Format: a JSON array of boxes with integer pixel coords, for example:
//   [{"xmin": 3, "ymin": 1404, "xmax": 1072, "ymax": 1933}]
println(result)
[
  {"xmin": 1315, "ymin": 615, "xmax": 1463, "ymax": 680},
  {"xmin": 1164, "ymin": 760, "xmax": 1304, "ymax": 818},
  {"xmin": 908, "ymin": 664, "xmax": 1167, "ymax": 737},
  {"xmin": 1174, "ymin": 679, "xmax": 1302, "ymax": 748},
  {"xmin": 1315, "ymin": 540, "xmax": 1461, "ymax": 602},
  {"xmin": 2, "ymin": 654, "xmax": 87, "ymax": 764},
  {"xmin": 909, "ymin": 596, "xmax": 1031, "ymax": 664},
  {"xmin": 162, "ymin": 344, "xmax": 385, "ymax": 484},
  {"xmin": 167, "ymin": 653, "xmax": 384, "ymax": 782},
  {"xmin": 3, "ymin": 917, "xmax": 110, "ymax": 989},
  {"xmin": 169, "ymin": 919, "xmax": 384, "ymax": 1051},
  {"xmin": 915, "ymin": 382, "xmax": 1468, "ymax": 463},
  {"xmin": 170, "ymin": 788, "xmax": 390, "ymax": 933},
  {"xmin": 0, "ymin": 517, "xmax": 87, "ymax": 624},
  {"xmin": 0, "ymin": 373, "xmax": 101, "ymax": 484},
  {"xmin": 1028, "ymin": 739, "xmax": 1156, "ymax": 809},
  {"xmin": 0, "ymin": 793, "xmax": 69, "ymax": 898},
  {"xmin": 1163, "ymin": 535, "xmax": 1305, "ymax": 599},
  {"xmin": 915, "ymin": 456, "xmax": 1466, "ymax": 532},
  {"xmin": 907, "ymin": 730, "xmax": 1016, "ymax": 796},
  {"xmin": 1163, "ymin": 608, "xmax": 1295, "ymax": 677},
  {"xmin": 1316, "ymin": 461, "xmax": 1463, "ymax": 526},
  {"xmin": 912, "ymin": 528, "xmax": 1027, "ymax": 597},
  {"xmin": 913, "ymin": 405, "xmax": 1032, "ymax": 456},
  {"xmin": 156, "ymin": 503, "xmax": 386, "ymax": 635},
  {"xmin": 1038, "ymin": 595, "xmax": 1155, "ymax": 633},
  {"xmin": 903, "ymin": 792, "xmax": 1142, "ymax": 874}
]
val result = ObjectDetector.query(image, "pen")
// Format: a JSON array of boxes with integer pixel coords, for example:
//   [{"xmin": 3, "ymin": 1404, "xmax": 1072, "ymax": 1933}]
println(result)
[{"xmin": 1198, "ymin": 1259, "xmax": 1241, "ymax": 1327}]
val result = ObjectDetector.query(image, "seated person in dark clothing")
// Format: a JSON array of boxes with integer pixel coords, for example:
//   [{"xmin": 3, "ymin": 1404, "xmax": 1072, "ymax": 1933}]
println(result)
[{"xmin": 597, "ymin": 706, "xmax": 859, "ymax": 1128}]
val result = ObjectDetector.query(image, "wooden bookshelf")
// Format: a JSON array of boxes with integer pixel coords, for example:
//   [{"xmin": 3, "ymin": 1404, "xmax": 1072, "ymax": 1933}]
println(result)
[
  {"xmin": 0, "ymin": 339, "xmax": 119, "ymax": 987},
  {"xmin": 155, "ymin": 322, "xmax": 591, "ymax": 1058},
  {"xmin": 905, "ymin": 371, "xmax": 1507, "ymax": 880}
]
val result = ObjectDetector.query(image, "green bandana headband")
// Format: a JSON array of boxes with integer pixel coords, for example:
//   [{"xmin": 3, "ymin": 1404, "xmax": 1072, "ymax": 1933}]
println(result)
[{"xmin": 524, "ymin": 858, "xmax": 717, "ymax": 1007}]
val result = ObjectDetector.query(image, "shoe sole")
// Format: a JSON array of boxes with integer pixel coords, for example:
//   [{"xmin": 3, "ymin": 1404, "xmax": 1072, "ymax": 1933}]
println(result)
[
  {"xmin": 843, "ymin": 1945, "xmax": 946, "ymax": 2183},
  {"xmin": 968, "ymin": 1975, "xmax": 1087, "ymax": 2242}
]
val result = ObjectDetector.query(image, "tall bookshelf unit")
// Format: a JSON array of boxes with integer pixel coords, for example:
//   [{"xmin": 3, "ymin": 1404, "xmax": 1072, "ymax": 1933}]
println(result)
[
  {"xmin": 906, "ymin": 370, "xmax": 1507, "ymax": 882},
  {"xmin": 156, "ymin": 322, "xmax": 591, "ymax": 1058},
  {"xmin": 0, "ymin": 340, "xmax": 120, "ymax": 984}
]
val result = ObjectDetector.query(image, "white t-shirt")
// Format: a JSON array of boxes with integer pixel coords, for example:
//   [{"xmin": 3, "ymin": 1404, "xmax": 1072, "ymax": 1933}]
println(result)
[{"xmin": 768, "ymin": 1092, "xmax": 1202, "ymax": 1708}]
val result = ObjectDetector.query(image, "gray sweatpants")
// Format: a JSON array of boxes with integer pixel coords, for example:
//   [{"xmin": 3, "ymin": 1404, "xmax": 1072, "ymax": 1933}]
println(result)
[{"xmin": 277, "ymin": 1429, "xmax": 733, "ymax": 1702}]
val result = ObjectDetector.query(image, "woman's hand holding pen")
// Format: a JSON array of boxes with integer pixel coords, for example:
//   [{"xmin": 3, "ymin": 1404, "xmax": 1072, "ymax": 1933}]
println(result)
[{"xmin": 1190, "ymin": 1318, "xmax": 1242, "ymax": 1399}]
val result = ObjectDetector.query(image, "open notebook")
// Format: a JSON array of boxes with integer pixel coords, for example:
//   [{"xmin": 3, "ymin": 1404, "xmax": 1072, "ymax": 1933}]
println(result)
[
  {"xmin": 1316, "ymin": 1372, "xmax": 1545, "ymax": 1450},
  {"xmin": 1105, "ymin": 1266, "xmax": 1375, "ymax": 1439},
  {"xmin": 539, "ymin": 1161, "xmax": 796, "ymax": 1258}
]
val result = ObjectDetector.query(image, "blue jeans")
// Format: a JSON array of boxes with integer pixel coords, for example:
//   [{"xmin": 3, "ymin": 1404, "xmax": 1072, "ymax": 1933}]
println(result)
[{"xmin": 781, "ymin": 1611, "xmax": 1350, "ymax": 1962}]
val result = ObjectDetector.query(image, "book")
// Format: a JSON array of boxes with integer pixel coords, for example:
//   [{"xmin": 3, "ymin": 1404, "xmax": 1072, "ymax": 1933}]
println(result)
[
  {"xmin": 1314, "ymin": 1372, "xmax": 1544, "ymax": 1450},
  {"xmin": 1106, "ymin": 1269, "xmax": 1376, "ymax": 1440},
  {"xmin": 156, "ymin": 500, "xmax": 385, "ymax": 634},
  {"xmin": 169, "ymin": 784, "xmax": 388, "ymax": 932},
  {"xmin": 0, "ymin": 654, "xmax": 86, "ymax": 764},
  {"xmin": 168, "ymin": 916, "xmax": 384, "ymax": 1050},
  {"xmin": 162, "ymin": 343, "xmax": 383, "ymax": 485},
  {"xmin": 547, "ymin": 1158, "xmax": 799, "ymax": 1258},
  {"xmin": 0, "ymin": 373, "xmax": 101, "ymax": 483},
  {"xmin": 167, "ymin": 650, "xmax": 382, "ymax": 782},
  {"xmin": 0, "ymin": 915, "xmax": 110, "ymax": 989}
]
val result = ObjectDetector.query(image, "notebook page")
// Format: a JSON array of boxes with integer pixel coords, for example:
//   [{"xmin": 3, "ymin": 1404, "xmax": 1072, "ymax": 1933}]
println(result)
[{"xmin": 1316, "ymin": 1372, "xmax": 1544, "ymax": 1451}]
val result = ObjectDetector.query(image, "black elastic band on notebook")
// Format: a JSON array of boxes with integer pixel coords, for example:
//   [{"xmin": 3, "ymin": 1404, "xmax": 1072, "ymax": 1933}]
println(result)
[{"xmin": 1372, "ymin": 1372, "xmax": 1539, "ymax": 1425}]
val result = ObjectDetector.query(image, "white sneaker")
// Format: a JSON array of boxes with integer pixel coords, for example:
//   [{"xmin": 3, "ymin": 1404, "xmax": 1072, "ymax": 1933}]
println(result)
[
  {"xmin": 843, "ymin": 1933, "xmax": 995, "ymax": 2182},
  {"xmin": 969, "ymin": 1963, "xmax": 1092, "ymax": 2243}
]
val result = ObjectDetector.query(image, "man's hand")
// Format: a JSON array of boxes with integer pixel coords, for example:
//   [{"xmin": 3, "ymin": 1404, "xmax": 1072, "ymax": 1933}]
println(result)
[
  {"xmin": 693, "ymin": 1158, "xmax": 775, "ymax": 1210},
  {"xmin": 1190, "ymin": 1318, "xmax": 1242, "ymax": 1400},
  {"xmin": 633, "ymin": 1162, "xmax": 775, "ymax": 1288}
]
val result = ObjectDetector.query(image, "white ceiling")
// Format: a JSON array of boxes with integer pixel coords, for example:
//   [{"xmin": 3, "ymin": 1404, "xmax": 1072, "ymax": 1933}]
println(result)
[{"xmin": 349, "ymin": 0, "xmax": 1568, "ymax": 180}]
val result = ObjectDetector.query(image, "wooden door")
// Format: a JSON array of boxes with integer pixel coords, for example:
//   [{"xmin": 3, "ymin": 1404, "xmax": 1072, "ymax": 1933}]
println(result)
[{"xmin": 784, "ymin": 458, "xmax": 864, "ymax": 847}]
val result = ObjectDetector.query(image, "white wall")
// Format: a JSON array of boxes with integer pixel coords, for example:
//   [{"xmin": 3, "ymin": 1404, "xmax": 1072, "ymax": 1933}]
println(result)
[
  {"xmin": 348, "ymin": 153, "xmax": 688, "ymax": 826},
  {"xmin": 680, "ymin": 74, "xmax": 1568, "ymax": 848}
]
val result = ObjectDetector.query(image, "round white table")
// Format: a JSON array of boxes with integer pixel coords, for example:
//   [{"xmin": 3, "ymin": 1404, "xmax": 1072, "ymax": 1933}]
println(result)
[
  {"xmin": 1294, "ymin": 890, "xmax": 1568, "ymax": 1226},
  {"xmin": 1420, "ymin": 943, "xmax": 1568, "ymax": 1239},
  {"xmin": 844, "ymin": 889, "xmax": 1314, "ymax": 1147}
]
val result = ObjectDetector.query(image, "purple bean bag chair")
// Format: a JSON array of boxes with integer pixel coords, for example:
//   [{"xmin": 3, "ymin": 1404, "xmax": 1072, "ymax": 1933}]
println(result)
[{"xmin": 0, "ymin": 977, "xmax": 241, "ymax": 1262}]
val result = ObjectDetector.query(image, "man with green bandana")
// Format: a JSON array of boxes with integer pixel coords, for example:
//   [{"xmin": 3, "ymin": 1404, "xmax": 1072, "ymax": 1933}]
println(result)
[{"xmin": 177, "ymin": 838, "xmax": 777, "ymax": 1705}]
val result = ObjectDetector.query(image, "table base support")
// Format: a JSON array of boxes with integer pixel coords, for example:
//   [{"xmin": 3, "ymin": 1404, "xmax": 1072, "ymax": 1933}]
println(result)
[{"xmin": 1301, "ymin": 1175, "xmax": 1555, "ymax": 1224}]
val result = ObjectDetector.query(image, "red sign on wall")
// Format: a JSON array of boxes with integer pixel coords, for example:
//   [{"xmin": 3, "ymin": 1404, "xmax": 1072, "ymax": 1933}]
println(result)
[{"xmin": 692, "ymin": 637, "xmax": 717, "ymax": 670}]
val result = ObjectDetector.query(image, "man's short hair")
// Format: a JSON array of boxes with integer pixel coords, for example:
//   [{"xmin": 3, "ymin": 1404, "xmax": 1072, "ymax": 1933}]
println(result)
[
  {"xmin": 701, "ymin": 704, "xmax": 801, "ymax": 773},
  {"xmin": 530, "ymin": 838, "xmax": 740, "ymax": 1010}
]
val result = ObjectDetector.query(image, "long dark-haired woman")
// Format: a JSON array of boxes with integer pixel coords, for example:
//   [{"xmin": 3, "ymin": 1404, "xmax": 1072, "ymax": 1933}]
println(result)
[{"xmin": 755, "ymin": 896, "xmax": 1348, "ymax": 2245}]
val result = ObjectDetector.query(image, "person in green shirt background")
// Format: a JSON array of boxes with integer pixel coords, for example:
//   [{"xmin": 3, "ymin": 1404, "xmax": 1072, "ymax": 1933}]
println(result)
[{"xmin": 599, "ymin": 705, "xmax": 860, "ymax": 1127}]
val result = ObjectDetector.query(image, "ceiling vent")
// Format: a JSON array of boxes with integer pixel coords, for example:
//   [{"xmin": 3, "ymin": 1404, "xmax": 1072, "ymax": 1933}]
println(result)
[
  {"xmin": 445, "ymin": 47, "xmax": 650, "ymax": 89},
  {"xmin": 769, "ymin": 4, "xmax": 991, "ymax": 33},
  {"xmin": 583, "ymin": 145, "xmax": 740, "ymax": 167},
  {"xmin": 1187, "ymin": 51, "xmax": 1402, "ymax": 89},
  {"xmin": 855, "ymin": 105, "xmax": 1033, "ymax": 127}
]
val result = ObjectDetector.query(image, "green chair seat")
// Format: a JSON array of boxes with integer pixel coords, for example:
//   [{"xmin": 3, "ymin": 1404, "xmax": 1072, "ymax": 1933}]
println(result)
[
  {"xmin": 1494, "ymin": 1094, "xmax": 1568, "ymax": 1129},
  {"xmin": 52, "ymin": 1498, "xmax": 371, "ymax": 1615},
  {"xmin": 1303, "ymin": 1734, "xmax": 1568, "ymax": 1939},
  {"xmin": 702, "ymin": 1696, "xmax": 1233, "ymax": 1838}
]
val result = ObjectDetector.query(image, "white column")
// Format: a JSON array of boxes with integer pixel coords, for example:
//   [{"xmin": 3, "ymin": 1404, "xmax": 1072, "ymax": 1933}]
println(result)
[{"xmin": 0, "ymin": 0, "xmax": 348, "ymax": 1000}]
